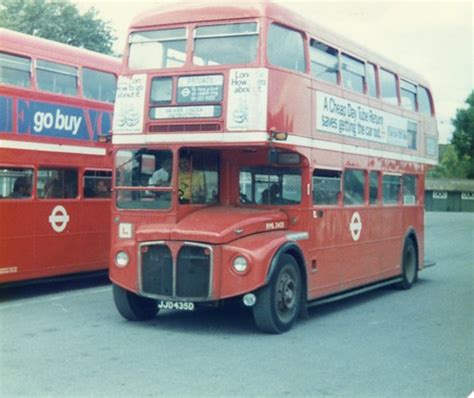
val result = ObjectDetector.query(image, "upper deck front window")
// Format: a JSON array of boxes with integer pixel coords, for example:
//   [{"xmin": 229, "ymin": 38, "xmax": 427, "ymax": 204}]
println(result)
[
  {"xmin": 128, "ymin": 28, "xmax": 187, "ymax": 70},
  {"xmin": 193, "ymin": 22, "xmax": 258, "ymax": 66},
  {"xmin": 268, "ymin": 24, "xmax": 305, "ymax": 73},
  {"xmin": 0, "ymin": 52, "xmax": 31, "ymax": 87}
]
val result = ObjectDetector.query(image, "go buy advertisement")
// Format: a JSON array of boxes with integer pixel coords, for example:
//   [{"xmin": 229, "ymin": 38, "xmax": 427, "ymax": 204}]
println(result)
[
  {"xmin": 0, "ymin": 96, "xmax": 112, "ymax": 141},
  {"xmin": 18, "ymin": 100, "xmax": 88, "ymax": 139}
]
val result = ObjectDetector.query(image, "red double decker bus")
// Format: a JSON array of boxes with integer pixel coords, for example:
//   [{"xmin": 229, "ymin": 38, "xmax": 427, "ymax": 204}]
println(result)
[
  {"xmin": 110, "ymin": 2, "xmax": 438, "ymax": 333},
  {"xmin": 0, "ymin": 29, "xmax": 120, "ymax": 284}
]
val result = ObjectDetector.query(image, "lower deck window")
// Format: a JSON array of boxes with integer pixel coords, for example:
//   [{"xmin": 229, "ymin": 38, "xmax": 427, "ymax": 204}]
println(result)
[
  {"xmin": 0, "ymin": 167, "xmax": 33, "ymax": 199},
  {"xmin": 178, "ymin": 149, "xmax": 219, "ymax": 205},
  {"xmin": 38, "ymin": 168, "xmax": 78, "ymax": 199},
  {"xmin": 403, "ymin": 175, "xmax": 417, "ymax": 204},
  {"xmin": 84, "ymin": 170, "xmax": 112, "ymax": 199},
  {"xmin": 343, "ymin": 169, "xmax": 365, "ymax": 205},
  {"xmin": 115, "ymin": 149, "xmax": 173, "ymax": 210},
  {"xmin": 383, "ymin": 175, "xmax": 401, "ymax": 205},
  {"xmin": 369, "ymin": 171, "xmax": 380, "ymax": 205},
  {"xmin": 313, "ymin": 169, "xmax": 341, "ymax": 205},
  {"xmin": 240, "ymin": 166, "xmax": 301, "ymax": 205}
]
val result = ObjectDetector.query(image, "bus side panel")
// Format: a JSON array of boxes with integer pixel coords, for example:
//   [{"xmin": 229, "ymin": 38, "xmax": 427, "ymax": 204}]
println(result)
[
  {"xmin": 78, "ymin": 200, "xmax": 111, "ymax": 269},
  {"xmin": 34, "ymin": 200, "xmax": 93, "ymax": 275},
  {"xmin": 307, "ymin": 207, "xmax": 345, "ymax": 298},
  {"xmin": 0, "ymin": 201, "xmax": 36, "ymax": 282},
  {"xmin": 267, "ymin": 69, "xmax": 312, "ymax": 137}
]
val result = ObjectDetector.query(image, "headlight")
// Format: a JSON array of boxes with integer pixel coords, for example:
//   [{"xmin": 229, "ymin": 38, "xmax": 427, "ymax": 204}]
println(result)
[
  {"xmin": 115, "ymin": 251, "xmax": 129, "ymax": 268},
  {"xmin": 232, "ymin": 256, "xmax": 248, "ymax": 273}
]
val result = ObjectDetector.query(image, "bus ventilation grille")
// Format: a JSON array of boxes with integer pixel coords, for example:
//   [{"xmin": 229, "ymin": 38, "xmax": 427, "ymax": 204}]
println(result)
[
  {"xmin": 149, "ymin": 124, "xmax": 221, "ymax": 133},
  {"xmin": 176, "ymin": 245, "xmax": 211, "ymax": 299},
  {"xmin": 141, "ymin": 244, "xmax": 173, "ymax": 297},
  {"xmin": 140, "ymin": 243, "xmax": 211, "ymax": 300}
]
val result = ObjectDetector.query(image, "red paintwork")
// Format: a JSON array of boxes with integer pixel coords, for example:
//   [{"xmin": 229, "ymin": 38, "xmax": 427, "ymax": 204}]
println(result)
[
  {"xmin": 134, "ymin": 207, "xmax": 287, "ymax": 243},
  {"xmin": 110, "ymin": 2, "xmax": 436, "ymax": 303},
  {"xmin": 0, "ymin": 29, "xmax": 120, "ymax": 283}
]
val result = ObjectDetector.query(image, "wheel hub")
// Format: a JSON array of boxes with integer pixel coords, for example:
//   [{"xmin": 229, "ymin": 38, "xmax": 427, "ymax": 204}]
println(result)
[{"xmin": 278, "ymin": 272, "xmax": 296, "ymax": 311}]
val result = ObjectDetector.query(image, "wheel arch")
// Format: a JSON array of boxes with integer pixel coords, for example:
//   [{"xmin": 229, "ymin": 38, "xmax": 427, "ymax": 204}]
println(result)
[
  {"xmin": 266, "ymin": 242, "xmax": 308, "ymax": 302},
  {"xmin": 403, "ymin": 227, "xmax": 420, "ymax": 268}
]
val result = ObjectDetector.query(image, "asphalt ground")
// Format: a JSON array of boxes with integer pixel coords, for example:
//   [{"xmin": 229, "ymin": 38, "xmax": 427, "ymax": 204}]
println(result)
[{"xmin": 0, "ymin": 212, "xmax": 472, "ymax": 397}]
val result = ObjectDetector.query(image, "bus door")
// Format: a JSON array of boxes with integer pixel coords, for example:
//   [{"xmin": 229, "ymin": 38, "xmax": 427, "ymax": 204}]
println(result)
[
  {"xmin": 80, "ymin": 170, "xmax": 112, "ymax": 269},
  {"xmin": 0, "ymin": 167, "xmax": 35, "ymax": 281},
  {"xmin": 307, "ymin": 169, "xmax": 344, "ymax": 298}
]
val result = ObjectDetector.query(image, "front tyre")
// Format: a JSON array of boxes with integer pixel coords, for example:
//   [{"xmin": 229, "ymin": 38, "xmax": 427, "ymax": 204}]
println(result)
[
  {"xmin": 252, "ymin": 254, "xmax": 301, "ymax": 334},
  {"xmin": 113, "ymin": 284, "xmax": 159, "ymax": 321},
  {"xmin": 396, "ymin": 238, "xmax": 418, "ymax": 290}
]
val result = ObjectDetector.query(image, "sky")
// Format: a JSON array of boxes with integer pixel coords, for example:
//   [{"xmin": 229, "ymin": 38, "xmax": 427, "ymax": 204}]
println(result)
[{"xmin": 74, "ymin": 0, "xmax": 473, "ymax": 144}]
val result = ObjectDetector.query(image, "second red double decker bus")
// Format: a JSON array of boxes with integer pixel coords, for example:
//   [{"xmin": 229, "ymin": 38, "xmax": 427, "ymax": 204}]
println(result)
[
  {"xmin": 110, "ymin": 2, "xmax": 438, "ymax": 333},
  {"xmin": 0, "ymin": 29, "xmax": 120, "ymax": 284}
]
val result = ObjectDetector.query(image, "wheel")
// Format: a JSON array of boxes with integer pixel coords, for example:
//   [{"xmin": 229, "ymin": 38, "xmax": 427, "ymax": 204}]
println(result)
[
  {"xmin": 113, "ymin": 284, "xmax": 159, "ymax": 321},
  {"xmin": 252, "ymin": 254, "xmax": 301, "ymax": 334},
  {"xmin": 396, "ymin": 238, "xmax": 418, "ymax": 290}
]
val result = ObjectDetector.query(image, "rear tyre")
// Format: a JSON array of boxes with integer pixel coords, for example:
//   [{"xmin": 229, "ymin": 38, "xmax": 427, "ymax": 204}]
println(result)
[
  {"xmin": 252, "ymin": 254, "xmax": 301, "ymax": 334},
  {"xmin": 113, "ymin": 284, "xmax": 159, "ymax": 321},
  {"xmin": 396, "ymin": 239, "xmax": 418, "ymax": 290}
]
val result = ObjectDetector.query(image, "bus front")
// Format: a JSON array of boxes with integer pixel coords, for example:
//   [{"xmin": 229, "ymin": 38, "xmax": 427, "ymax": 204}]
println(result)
[{"xmin": 110, "ymin": 5, "xmax": 309, "ymax": 332}]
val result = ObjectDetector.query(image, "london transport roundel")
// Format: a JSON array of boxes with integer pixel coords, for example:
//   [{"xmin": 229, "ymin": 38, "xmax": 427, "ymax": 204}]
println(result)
[
  {"xmin": 349, "ymin": 211, "xmax": 362, "ymax": 241},
  {"xmin": 48, "ymin": 205, "xmax": 70, "ymax": 233}
]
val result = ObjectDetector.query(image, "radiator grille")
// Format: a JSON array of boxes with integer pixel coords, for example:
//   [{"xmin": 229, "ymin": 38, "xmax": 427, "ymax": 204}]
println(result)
[
  {"xmin": 176, "ymin": 246, "xmax": 211, "ymax": 298},
  {"xmin": 139, "ymin": 243, "xmax": 212, "ymax": 300},
  {"xmin": 141, "ymin": 244, "xmax": 173, "ymax": 297}
]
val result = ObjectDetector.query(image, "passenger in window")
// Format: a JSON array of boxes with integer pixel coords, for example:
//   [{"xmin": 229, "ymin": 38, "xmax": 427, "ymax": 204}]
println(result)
[
  {"xmin": 148, "ymin": 158, "xmax": 172, "ymax": 186},
  {"xmin": 45, "ymin": 179, "xmax": 61, "ymax": 198},
  {"xmin": 95, "ymin": 179, "xmax": 111, "ymax": 198},
  {"xmin": 10, "ymin": 176, "xmax": 31, "ymax": 198},
  {"xmin": 262, "ymin": 183, "xmax": 280, "ymax": 204},
  {"xmin": 65, "ymin": 183, "xmax": 77, "ymax": 198},
  {"xmin": 179, "ymin": 155, "xmax": 205, "ymax": 204}
]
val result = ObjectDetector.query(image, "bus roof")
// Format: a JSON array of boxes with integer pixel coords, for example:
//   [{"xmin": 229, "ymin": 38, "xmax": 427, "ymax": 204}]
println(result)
[
  {"xmin": 0, "ymin": 28, "xmax": 120, "ymax": 72},
  {"xmin": 130, "ymin": 1, "xmax": 429, "ymax": 88}
]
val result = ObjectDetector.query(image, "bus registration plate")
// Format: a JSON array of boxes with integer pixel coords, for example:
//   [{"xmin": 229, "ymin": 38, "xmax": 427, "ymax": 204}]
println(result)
[{"xmin": 158, "ymin": 300, "xmax": 195, "ymax": 311}]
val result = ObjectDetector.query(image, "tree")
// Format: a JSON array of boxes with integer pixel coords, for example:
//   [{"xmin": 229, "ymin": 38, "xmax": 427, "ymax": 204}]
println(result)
[
  {"xmin": 451, "ymin": 90, "xmax": 474, "ymax": 178},
  {"xmin": 0, "ymin": 0, "xmax": 115, "ymax": 55},
  {"xmin": 428, "ymin": 144, "xmax": 468, "ymax": 179}
]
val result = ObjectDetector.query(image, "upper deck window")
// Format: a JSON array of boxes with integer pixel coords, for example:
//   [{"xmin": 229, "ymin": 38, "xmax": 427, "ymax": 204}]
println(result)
[
  {"xmin": 0, "ymin": 52, "xmax": 31, "ymax": 88},
  {"xmin": 83, "ymin": 68, "xmax": 117, "ymax": 103},
  {"xmin": 418, "ymin": 86, "xmax": 433, "ymax": 116},
  {"xmin": 129, "ymin": 28, "xmax": 187, "ymax": 70},
  {"xmin": 36, "ymin": 60, "xmax": 78, "ymax": 96},
  {"xmin": 268, "ymin": 24, "xmax": 305, "ymax": 73},
  {"xmin": 380, "ymin": 69, "xmax": 398, "ymax": 105},
  {"xmin": 193, "ymin": 23, "xmax": 258, "ymax": 66},
  {"xmin": 150, "ymin": 77, "xmax": 173, "ymax": 104},
  {"xmin": 367, "ymin": 63, "xmax": 377, "ymax": 97},
  {"xmin": 310, "ymin": 40, "xmax": 338, "ymax": 84},
  {"xmin": 341, "ymin": 54, "xmax": 365, "ymax": 94},
  {"xmin": 400, "ymin": 79, "xmax": 417, "ymax": 111}
]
